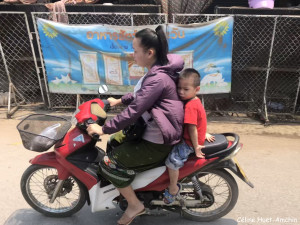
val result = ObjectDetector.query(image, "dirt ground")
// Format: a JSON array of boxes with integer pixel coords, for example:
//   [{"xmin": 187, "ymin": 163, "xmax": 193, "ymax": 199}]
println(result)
[{"xmin": 1, "ymin": 106, "xmax": 300, "ymax": 225}]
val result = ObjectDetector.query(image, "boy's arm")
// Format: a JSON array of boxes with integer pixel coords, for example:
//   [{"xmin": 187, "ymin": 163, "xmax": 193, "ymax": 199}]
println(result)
[{"xmin": 187, "ymin": 124, "xmax": 205, "ymax": 158}]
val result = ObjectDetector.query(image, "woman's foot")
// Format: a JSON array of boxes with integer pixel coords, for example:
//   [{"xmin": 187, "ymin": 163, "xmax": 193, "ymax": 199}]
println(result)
[{"xmin": 117, "ymin": 203, "xmax": 145, "ymax": 225}]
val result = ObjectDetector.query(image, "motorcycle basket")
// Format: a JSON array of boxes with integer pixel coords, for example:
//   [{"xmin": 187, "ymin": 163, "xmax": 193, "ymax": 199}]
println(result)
[{"xmin": 17, "ymin": 114, "xmax": 71, "ymax": 152}]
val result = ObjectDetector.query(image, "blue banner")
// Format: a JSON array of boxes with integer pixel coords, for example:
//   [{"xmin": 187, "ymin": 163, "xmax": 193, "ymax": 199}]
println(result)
[{"xmin": 37, "ymin": 17, "xmax": 233, "ymax": 94}]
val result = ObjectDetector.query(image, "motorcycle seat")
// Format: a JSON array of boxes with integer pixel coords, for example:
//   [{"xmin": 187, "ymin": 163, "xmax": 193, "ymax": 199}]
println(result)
[{"xmin": 202, "ymin": 134, "xmax": 229, "ymax": 155}]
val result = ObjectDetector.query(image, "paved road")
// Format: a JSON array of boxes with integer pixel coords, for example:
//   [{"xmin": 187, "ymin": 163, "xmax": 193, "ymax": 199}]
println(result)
[{"xmin": 1, "ymin": 108, "xmax": 300, "ymax": 225}]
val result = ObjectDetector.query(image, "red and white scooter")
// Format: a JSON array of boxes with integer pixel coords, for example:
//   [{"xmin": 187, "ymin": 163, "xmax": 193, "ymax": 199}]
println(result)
[{"xmin": 18, "ymin": 88, "xmax": 253, "ymax": 222}]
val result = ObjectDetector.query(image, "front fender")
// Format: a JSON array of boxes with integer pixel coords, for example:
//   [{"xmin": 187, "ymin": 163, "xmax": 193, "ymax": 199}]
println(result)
[{"xmin": 30, "ymin": 152, "xmax": 71, "ymax": 180}]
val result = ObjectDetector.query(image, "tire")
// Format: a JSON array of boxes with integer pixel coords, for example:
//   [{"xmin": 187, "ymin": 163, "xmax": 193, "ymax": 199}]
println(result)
[
  {"xmin": 20, "ymin": 164, "xmax": 87, "ymax": 217},
  {"xmin": 181, "ymin": 169, "xmax": 238, "ymax": 222}
]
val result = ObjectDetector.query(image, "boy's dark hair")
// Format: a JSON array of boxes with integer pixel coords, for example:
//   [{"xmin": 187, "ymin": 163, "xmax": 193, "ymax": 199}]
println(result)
[
  {"xmin": 179, "ymin": 68, "xmax": 201, "ymax": 87},
  {"xmin": 135, "ymin": 25, "xmax": 169, "ymax": 66}
]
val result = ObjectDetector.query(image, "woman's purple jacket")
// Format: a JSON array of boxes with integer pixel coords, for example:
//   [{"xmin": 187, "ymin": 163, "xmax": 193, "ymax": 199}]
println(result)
[{"xmin": 102, "ymin": 54, "xmax": 184, "ymax": 145}]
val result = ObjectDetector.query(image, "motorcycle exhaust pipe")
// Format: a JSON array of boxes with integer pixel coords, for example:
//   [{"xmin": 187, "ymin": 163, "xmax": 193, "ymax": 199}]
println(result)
[{"xmin": 150, "ymin": 199, "xmax": 203, "ymax": 208}]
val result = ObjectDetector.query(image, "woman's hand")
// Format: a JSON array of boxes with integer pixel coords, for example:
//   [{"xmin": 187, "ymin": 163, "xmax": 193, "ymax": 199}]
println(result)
[
  {"xmin": 107, "ymin": 97, "xmax": 122, "ymax": 107},
  {"xmin": 87, "ymin": 124, "xmax": 103, "ymax": 137},
  {"xmin": 205, "ymin": 133, "xmax": 215, "ymax": 143}
]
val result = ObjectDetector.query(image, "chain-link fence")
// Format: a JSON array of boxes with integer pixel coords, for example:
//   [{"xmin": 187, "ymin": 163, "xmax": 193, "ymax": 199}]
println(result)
[
  {"xmin": 0, "ymin": 11, "xmax": 299, "ymax": 122},
  {"xmin": 158, "ymin": 0, "xmax": 216, "ymax": 22},
  {"xmin": 173, "ymin": 14, "xmax": 300, "ymax": 120},
  {"xmin": 0, "ymin": 12, "xmax": 43, "ymax": 105}
]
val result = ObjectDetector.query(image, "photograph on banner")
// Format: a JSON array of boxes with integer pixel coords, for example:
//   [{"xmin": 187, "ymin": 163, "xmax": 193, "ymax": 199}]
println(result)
[{"xmin": 37, "ymin": 17, "xmax": 233, "ymax": 95}]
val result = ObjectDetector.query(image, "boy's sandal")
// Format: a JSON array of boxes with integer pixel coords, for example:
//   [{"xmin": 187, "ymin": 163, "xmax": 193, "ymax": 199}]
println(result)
[{"xmin": 163, "ymin": 183, "xmax": 182, "ymax": 204}]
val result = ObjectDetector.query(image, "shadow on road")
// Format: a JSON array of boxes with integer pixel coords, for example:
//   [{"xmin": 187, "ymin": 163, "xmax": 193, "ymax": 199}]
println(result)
[{"xmin": 4, "ymin": 205, "xmax": 238, "ymax": 225}]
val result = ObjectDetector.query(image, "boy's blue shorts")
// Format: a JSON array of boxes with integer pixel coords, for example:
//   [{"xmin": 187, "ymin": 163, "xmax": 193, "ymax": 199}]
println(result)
[{"xmin": 165, "ymin": 141, "xmax": 194, "ymax": 170}]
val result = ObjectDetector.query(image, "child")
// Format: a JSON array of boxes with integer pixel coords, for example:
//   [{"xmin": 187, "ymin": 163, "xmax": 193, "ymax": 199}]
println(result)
[{"xmin": 164, "ymin": 68, "xmax": 208, "ymax": 204}]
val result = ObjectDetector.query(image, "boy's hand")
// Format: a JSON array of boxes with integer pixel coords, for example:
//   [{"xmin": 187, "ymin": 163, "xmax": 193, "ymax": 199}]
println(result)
[
  {"xmin": 195, "ymin": 145, "xmax": 205, "ymax": 158},
  {"xmin": 205, "ymin": 133, "xmax": 215, "ymax": 143}
]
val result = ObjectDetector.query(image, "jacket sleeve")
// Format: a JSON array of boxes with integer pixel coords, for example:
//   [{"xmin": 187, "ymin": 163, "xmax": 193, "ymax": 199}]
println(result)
[
  {"xmin": 102, "ymin": 75, "xmax": 165, "ymax": 134},
  {"xmin": 121, "ymin": 93, "xmax": 134, "ymax": 105}
]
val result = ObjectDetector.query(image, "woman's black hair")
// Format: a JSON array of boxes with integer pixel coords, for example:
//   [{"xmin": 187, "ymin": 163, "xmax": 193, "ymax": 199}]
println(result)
[{"xmin": 135, "ymin": 25, "xmax": 169, "ymax": 66}]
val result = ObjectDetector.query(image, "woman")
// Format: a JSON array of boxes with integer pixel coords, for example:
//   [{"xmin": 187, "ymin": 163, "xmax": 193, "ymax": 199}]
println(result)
[{"xmin": 87, "ymin": 25, "xmax": 184, "ymax": 225}]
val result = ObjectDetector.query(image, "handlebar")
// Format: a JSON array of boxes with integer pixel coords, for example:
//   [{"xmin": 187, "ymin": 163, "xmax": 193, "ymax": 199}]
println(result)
[
  {"xmin": 85, "ymin": 118, "xmax": 101, "ymax": 141},
  {"xmin": 75, "ymin": 98, "xmax": 110, "ymax": 141},
  {"xmin": 101, "ymin": 99, "xmax": 111, "ymax": 113}
]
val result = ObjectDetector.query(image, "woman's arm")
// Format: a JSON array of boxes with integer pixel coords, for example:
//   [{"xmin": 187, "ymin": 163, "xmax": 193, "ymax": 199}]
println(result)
[
  {"xmin": 121, "ymin": 93, "xmax": 134, "ymax": 105},
  {"xmin": 102, "ymin": 76, "xmax": 164, "ymax": 134}
]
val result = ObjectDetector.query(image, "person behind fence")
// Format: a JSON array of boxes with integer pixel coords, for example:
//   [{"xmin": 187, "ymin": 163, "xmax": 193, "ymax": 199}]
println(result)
[
  {"xmin": 87, "ymin": 25, "xmax": 184, "ymax": 225},
  {"xmin": 164, "ymin": 68, "xmax": 208, "ymax": 204}
]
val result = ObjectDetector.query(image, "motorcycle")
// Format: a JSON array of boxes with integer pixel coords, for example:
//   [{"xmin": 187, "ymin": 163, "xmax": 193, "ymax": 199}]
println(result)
[{"xmin": 17, "ymin": 90, "xmax": 254, "ymax": 222}]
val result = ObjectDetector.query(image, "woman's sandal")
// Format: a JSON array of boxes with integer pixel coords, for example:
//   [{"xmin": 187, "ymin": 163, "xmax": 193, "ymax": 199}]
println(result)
[
  {"xmin": 163, "ymin": 183, "xmax": 182, "ymax": 204},
  {"xmin": 117, "ymin": 208, "xmax": 146, "ymax": 225}
]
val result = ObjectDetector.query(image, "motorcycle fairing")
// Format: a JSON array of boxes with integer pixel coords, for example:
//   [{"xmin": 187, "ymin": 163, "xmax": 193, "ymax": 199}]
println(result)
[
  {"xmin": 56, "ymin": 127, "xmax": 92, "ymax": 158},
  {"xmin": 136, "ymin": 157, "xmax": 218, "ymax": 192},
  {"xmin": 89, "ymin": 166, "xmax": 166, "ymax": 212}
]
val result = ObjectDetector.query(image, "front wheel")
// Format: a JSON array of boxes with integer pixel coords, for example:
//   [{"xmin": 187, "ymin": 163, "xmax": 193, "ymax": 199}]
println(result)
[
  {"xmin": 181, "ymin": 169, "xmax": 238, "ymax": 222},
  {"xmin": 20, "ymin": 165, "xmax": 87, "ymax": 217}
]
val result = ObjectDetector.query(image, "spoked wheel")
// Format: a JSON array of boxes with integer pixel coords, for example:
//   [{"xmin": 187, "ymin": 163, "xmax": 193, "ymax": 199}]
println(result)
[
  {"xmin": 20, "ymin": 165, "xmax": 87, "ymax": 217},
  {"xmin": 180, "ymin": 169, "xmax": 238, "ymax": 222}
]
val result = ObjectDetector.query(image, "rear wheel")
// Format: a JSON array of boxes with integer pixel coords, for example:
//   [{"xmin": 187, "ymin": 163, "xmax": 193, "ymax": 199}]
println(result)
[
  {"xmin": 20, "ymin": 165, "xmax": 87, "ymax": 217},
  {"xmin": 181, "ymin": 169, "xmax": 238, "ymax": 222}
]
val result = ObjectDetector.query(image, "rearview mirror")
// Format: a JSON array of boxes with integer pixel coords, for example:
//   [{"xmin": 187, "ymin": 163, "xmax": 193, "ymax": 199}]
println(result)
[{"xmin": 98, "ymin": 85, "xmax": 108, "ymax": 94}]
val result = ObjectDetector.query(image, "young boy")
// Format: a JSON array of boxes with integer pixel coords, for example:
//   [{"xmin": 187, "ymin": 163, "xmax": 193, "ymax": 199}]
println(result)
[{"xmin": 164, "ymin": 68, "xmax": 207, "ymax": 204}]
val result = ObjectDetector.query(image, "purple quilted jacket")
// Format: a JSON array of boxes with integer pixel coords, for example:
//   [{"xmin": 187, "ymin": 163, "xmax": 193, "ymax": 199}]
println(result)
[{"xmin": 102, "ymin": 54, "xmax": 184, "ymax": 145}]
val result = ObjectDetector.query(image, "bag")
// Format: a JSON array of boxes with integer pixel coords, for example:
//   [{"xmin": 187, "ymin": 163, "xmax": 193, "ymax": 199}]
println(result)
[{"xmin": 122, "ymin": 117, "xmax": 147, "ymax": 142}]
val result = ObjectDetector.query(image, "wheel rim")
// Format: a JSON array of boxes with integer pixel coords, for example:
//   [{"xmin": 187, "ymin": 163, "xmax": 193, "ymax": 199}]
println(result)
[
  {"xmin": 26, "ymin": 167, "xmax": 82, "ymax": 214},
  {"xmin": 181, "ymin": 172, "xmax": 232, "ymax": 217}
]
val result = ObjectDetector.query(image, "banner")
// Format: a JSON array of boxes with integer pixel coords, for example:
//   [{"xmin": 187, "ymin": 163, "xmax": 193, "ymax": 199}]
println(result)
[{"xmin": 37, "ymin": 17, "xmax": 233, "ymax": 94}]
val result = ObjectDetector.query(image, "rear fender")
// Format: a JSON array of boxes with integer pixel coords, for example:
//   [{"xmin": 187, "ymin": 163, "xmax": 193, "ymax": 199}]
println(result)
[
  {"xmin": 216, "ymin": 159, "xmax": 254, "ymax": 188},
  {"xmin": 30, "ymin": 152, "xmax": 71, "ymax": 180}
]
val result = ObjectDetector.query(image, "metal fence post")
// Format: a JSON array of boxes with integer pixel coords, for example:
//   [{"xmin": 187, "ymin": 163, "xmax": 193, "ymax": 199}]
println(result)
[
  {"xmin": 0, "ymin": 41, "xmax": 26, "ymax": 118},
  {"xmin": 31, "ymin": 12, "xmax": 52, "ymax": 108},
  {"xmin": 294, "ymin": 76, "xmax": 300, "ymax": 114},
  {"xmin": 263, "ymin": 16, "xmax": 278, "ymax": 123},
  {"xmin": 24, "ymin": 13, "xmax": 45, "ymax": 105}
]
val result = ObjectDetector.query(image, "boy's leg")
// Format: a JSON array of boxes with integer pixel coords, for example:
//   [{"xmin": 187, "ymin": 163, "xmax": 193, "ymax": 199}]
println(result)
[
  {"xmin": 165, "ymin": 141, "xmax": 194, "ymax": 196},
  {"xmin": 167, "ymin": 168, "xmax": 180, "ymax": 195},
  {"xmin": 165, "ymin": 143, "xmax": 185, "ymax": 197}
]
